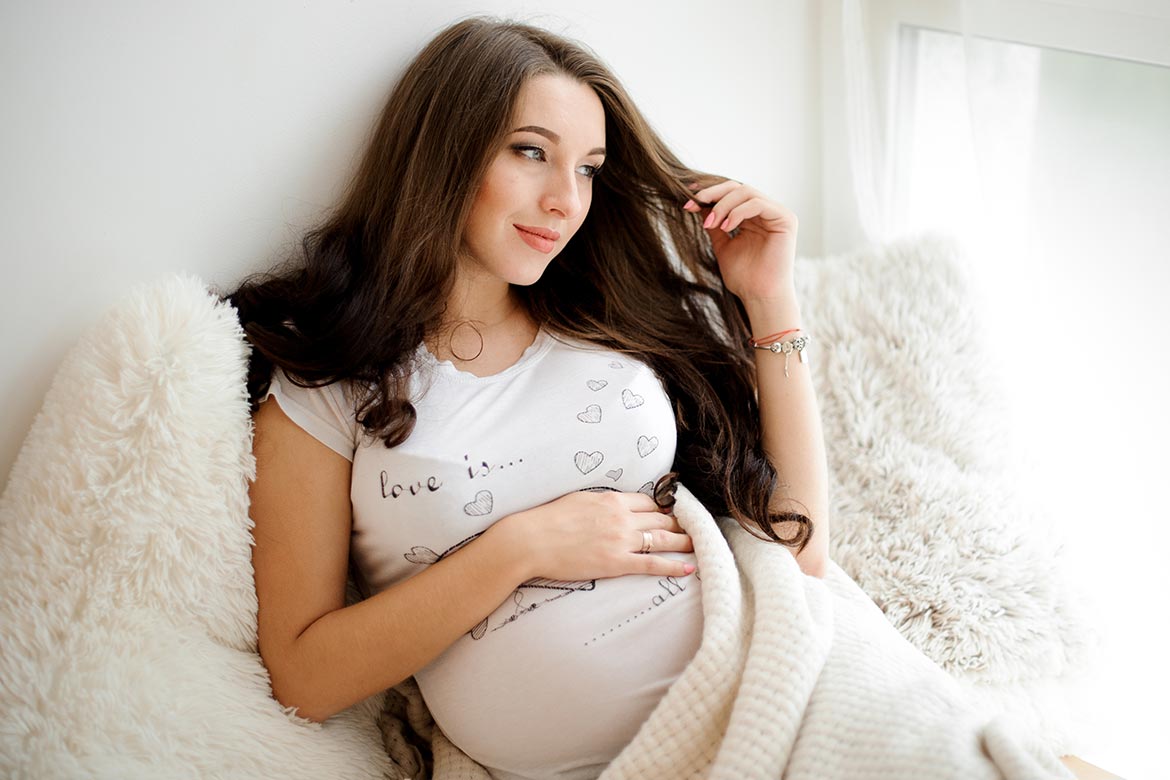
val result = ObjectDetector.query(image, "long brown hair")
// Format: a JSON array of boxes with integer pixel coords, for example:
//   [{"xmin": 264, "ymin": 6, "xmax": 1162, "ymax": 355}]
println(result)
[{"xmin": 222, "ymin": 14, "xmax": 813, "ymax": 553}]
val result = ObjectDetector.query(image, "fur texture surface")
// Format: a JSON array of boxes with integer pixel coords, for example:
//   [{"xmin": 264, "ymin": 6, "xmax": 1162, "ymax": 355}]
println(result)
[
  {"xmin": 0, "ymin": 232, "xmax": 1097, "ymax": 778},
  {"xmin": 0, "ymin": 274, "xmax": 393, "ymax": 779},
  {"xmin": 795, "ymin": 232, "xmax": 1099, "ymax": 749}
]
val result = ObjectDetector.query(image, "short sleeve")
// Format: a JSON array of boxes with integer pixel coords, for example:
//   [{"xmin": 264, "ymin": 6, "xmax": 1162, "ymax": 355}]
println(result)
[{"xmin": 262, "ymin": 367, "xmax": 360, "ymax": 462}]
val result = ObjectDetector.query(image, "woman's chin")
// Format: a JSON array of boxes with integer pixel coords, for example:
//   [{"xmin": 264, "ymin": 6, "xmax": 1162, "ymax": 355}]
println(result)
[{"xmin": 507, "ymin": 262, "xmax": 554, "ymax": 287}]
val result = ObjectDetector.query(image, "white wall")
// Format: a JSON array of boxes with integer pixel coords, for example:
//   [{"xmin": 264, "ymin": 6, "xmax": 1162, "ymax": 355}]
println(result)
[{"xmin": 0, "ymin": 0, "xmax": 820, "ymax": 480}]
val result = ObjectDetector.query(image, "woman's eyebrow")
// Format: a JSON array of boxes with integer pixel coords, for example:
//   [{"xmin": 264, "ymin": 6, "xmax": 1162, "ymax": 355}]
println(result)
[{"xmin": 512, "ymin": 125, "xmax": 606, "ymax": 156}]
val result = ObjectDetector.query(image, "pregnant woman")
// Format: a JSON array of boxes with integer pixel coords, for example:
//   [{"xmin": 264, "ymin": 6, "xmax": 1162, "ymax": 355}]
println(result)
[{"xmin": 227, "ymin": 14, "xmax": 1099, "ymax": 780}]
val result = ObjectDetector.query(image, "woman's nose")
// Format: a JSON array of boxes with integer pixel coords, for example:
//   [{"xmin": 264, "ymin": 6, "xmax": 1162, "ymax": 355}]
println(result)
[{"xmin": 541, "ymin": 167, "xmax": 583, "ymax": 220}]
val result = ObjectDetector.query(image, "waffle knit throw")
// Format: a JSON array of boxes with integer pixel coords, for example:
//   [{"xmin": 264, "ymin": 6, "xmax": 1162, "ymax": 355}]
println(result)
[{"xmin": 378, "ymin": 480, "xmax": 1074, "ymax": 780}]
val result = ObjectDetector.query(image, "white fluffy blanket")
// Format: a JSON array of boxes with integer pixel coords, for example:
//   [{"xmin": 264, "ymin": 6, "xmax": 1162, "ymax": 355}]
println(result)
[{"xmin": 0, "ymin": 232, "xmax": 1094, "ymax": 779}]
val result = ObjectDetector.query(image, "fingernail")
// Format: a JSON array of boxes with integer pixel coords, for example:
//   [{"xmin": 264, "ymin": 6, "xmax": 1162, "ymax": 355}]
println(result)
[
  {"xmin": 683, "ymin": 563, "xmax": 696, "ymax": 574},
  {"xmin": 703, "ymin": 212, "xmax": 716, "ymax": 229},
  {"xmin": 682, "ymin": 199, "xmax": 697, "ymax": 211},
  {"xmin": 720, "ymin": 218, "xmax": 731, "ymax": 231}
]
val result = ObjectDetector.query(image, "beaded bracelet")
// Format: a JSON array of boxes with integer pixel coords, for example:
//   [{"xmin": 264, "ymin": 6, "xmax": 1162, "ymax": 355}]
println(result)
[
  {"xmin": 744, "ymin": 332, "xmax": 809, "ymax": 376},
  {"xmin": 750, "ymin": 328, "xmax": 802, "ymax": 345}
]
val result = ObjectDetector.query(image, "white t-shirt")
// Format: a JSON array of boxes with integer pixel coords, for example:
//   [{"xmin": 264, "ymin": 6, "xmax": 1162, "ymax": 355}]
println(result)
[{"xmin": 262, "ymin": 327, "xmax": 704, "ymax": 780}]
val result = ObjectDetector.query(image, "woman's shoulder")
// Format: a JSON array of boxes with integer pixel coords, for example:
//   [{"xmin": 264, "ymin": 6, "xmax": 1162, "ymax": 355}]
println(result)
[
  {"xmin": 266, "ymin": 365, "xmax": 366, "ymax": 407},
  {"xmin": 543, "ymin": 330, "xmax": 672, "ymax": 388},
  {"xmin": 541, "ymin": 328, "xmax": 656, "ymax": 362},
  {"xmin": 262, "ymin": 366, "xmax": 368, "ymax": 462},
  {"xmin": 544, "ymin": 329, "xmax": 629, "ymax": 357}
]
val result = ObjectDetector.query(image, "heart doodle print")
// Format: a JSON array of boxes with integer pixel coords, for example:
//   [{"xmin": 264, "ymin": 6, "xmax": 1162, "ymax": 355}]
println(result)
[
  {"xmin": 574, "ymin": 450, "xmax": 604, "ymax": 474},
  {"xmin": 463, "ymin": 490, "xmax": 493, "ymax": 516},
  {"xmin": 621, "ymin": 389, "xmax": 644, "ymax": 409},
  {"xmin": 577, "ymin": 404, "xmax": 602, "ymax": 423}
]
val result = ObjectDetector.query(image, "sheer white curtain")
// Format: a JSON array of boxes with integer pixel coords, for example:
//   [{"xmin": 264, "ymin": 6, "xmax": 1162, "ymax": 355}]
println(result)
[{"xmin": 819, "ymin": 1, "xmax": 1170, "ymax": 777}]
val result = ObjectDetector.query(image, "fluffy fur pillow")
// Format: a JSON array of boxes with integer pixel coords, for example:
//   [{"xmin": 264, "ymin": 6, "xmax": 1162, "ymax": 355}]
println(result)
[
  {"xmin": 0, "ymin": 274, "xmax": 394, "ymax": 778},
  {"xmin": 0, "ymin": 232, "xmax": 1096, "ymax": 776},
  {"xmin": 793, "ymin": 231, "xmax": 1098, "ymax": 752}
]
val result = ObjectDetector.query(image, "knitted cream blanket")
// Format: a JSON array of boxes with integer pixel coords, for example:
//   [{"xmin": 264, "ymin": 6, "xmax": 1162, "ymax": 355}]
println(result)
[{"xmin": 379, "ymin": 482, "xmax": 1075, "ymax": 780}]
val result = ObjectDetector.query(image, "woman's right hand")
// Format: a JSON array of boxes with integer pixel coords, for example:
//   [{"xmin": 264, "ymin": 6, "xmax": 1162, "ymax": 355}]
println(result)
[{"xmin": 496, "ymin": 490, "xmax": 695, "ymax": 582}]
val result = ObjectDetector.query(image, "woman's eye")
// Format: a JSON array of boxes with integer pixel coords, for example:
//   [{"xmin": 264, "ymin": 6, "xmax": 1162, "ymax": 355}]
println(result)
[
  {"xmin": 515, "ymin": 144, "xmax": 547, "ymax": 162},
  {"xmin": 514, "ymin": 144, "xmax": 602, "ymax": 179}
]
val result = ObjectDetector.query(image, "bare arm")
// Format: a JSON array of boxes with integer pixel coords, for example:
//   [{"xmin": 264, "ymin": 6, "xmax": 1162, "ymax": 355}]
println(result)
[
  {"xmin": 743, "ymin": 288, "xmax": 831, "ymax": 578},
  {"xmin": 250, "ymin": 397, "xmax": 532, "ymax": 724},
  {"xmin": 680, "ymin": 180, "xmax": 829, "ymax": 578},
  {"xmin": 286, "ymin": 520, "xmax": 530, "ymax": 722}
]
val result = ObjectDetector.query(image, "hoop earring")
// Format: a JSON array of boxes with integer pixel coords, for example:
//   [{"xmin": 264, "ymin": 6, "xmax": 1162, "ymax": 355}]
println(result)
[{"xmin": 448, "ymin": 321, "xmax": 485, "ymax": 361}]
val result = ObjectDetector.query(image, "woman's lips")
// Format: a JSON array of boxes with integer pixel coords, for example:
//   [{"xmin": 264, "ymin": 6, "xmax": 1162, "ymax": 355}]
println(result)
[{"xmin": 514, "ymin": 224, "xmax": 558, "ymax": 253}]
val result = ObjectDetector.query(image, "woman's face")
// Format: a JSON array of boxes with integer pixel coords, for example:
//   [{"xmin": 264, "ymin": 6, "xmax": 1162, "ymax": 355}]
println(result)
[{"xmin": 460, "ymin": 73, "xmax": 607, "ymax": 287}]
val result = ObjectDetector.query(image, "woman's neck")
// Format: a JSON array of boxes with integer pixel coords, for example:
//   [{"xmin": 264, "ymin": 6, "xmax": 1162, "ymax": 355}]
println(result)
[
  {"xmin": 426, "ymin": 274, "xmax": 536, "ymax": 364},
  {"xmin": 438, "ymin": 258, "xmax": 520, "ymax": 325}
]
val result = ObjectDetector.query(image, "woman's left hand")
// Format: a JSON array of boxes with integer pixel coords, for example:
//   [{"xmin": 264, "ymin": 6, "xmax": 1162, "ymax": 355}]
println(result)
[{"xmin": 683, "ymin": 180, "xmax": 798, "ymax": 303}]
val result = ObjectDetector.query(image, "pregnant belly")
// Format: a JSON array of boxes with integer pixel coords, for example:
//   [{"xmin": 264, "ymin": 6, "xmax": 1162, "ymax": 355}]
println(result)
[{"xmin": 414, "ymin": 553, "xmax": 703, "ymax": 777}]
